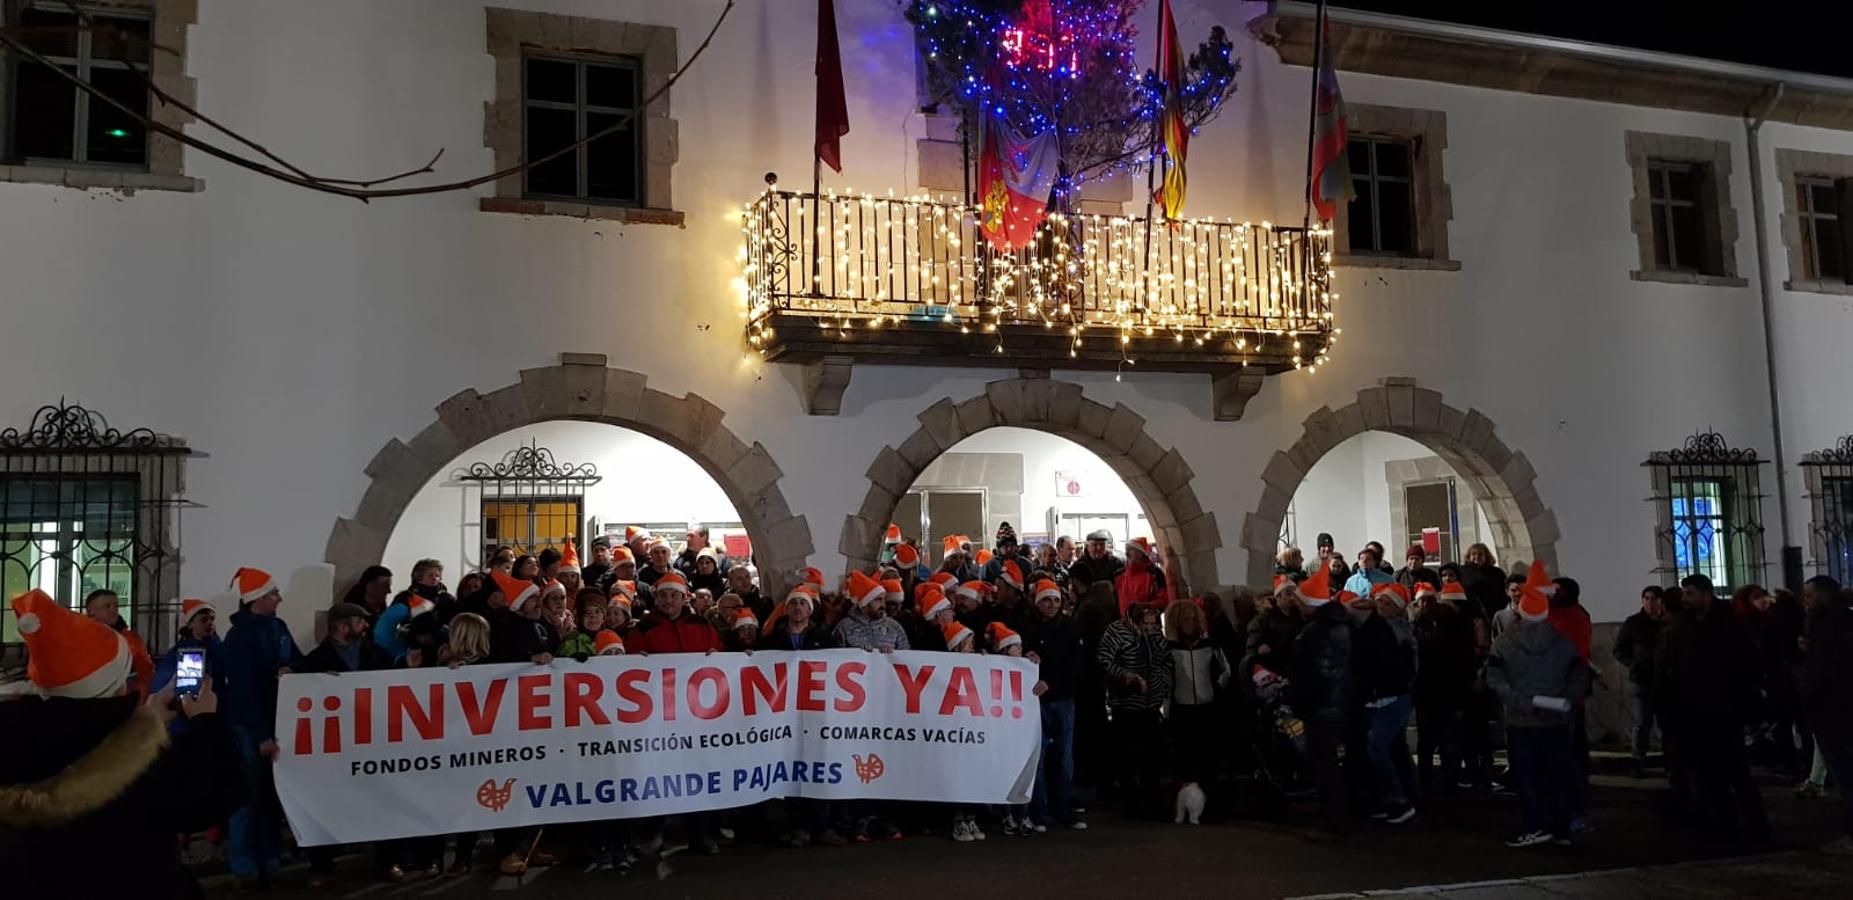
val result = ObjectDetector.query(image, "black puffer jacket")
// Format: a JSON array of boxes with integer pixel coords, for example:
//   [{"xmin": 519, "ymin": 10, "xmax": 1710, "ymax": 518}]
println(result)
[
  {"xmin": 1414, "ymin": 603, "xmax": 1476, "ymax": 704},
  {"xmin": 1354, "ymin": 614, "xmax": 1416, "ymax": 702},
  {"xmin": 1654, "ymin": 608, "xmax": 1760, "ymax": 730},
  {"xmin": 1289, "ymin": 601, "xmax": 1356, "ymax": 722},
  {"xmin": 1244, "ymin": 608, "xmax": 1305, "ymax": 676},
  {"xmin": 1020, "ymin": 612, "xmax": 1084, "ymax": 702},
  {"xmin": 1612, "ymin": 610, "xmax": 1664, "ymax": 686}
]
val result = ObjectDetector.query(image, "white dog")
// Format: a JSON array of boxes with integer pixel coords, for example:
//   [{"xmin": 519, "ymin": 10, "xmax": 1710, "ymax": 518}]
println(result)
[{"xmin": 1174, "ymin": 782, "xmax": 1205, "ymax": 825}]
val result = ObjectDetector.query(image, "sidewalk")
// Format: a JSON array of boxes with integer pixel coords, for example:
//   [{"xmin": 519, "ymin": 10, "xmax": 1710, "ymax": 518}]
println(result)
[{"xmin": 1285, "ymin": 850, "xmax": 1853, "ymax": 899}]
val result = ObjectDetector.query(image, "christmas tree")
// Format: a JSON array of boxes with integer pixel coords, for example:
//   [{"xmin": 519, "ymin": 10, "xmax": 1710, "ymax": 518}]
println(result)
[{"xmin": 905, "ymin": 0, "xmax": 1239, "ymax": 202}]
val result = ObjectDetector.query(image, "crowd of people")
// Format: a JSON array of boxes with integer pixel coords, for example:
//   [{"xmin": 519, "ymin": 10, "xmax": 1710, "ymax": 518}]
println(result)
[{"xmin": 4, "ymin": 523, "xmax": 1853, "ymax": 897}]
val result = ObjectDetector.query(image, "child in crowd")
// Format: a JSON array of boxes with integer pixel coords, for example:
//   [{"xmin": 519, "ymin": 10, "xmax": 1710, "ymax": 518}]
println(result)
[
  {"xmin": 558, "ymin": 590, "xmax": 610, "ymax": 662},
  {"xmin": 943, "ymin": 621, "xmax": 987, "ymax": 842}
]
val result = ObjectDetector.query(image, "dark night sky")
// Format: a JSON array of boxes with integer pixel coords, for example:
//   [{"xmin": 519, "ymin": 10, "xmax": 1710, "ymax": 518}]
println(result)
[{"xmin": 1334, "ymin": 1, "xmax": 1853, "ymax": 80}]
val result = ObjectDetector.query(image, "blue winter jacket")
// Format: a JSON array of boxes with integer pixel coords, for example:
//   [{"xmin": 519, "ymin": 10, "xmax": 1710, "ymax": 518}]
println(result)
[
  {"xmin": 373, "ymin": 602, "xmax": 411, "ymax": 662},
  {"xmin": 220, "ymin": 609, "xmax": 302, "ymax": 742}
]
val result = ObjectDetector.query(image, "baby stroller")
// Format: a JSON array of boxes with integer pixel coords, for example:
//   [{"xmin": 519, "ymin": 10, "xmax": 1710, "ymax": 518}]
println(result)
[{"xmin": 1231, "ymin": 661, "xmax": 1316, "ymax": 818}]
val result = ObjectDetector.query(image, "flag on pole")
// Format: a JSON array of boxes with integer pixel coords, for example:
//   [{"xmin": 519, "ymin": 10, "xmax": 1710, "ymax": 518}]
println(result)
[
  {"xmin": 978, "ymin": 109, "xmax": 1060, "ymax": 251},
  {"xmin": 1309, "ymin": 20, "xmax": 1353, "ymax": 221},
  {"xmin": 815, "ymin": 0, "xmax": 849, "ymax": 173},
  {"xmin": 1153, "ymin": 0, "xmax": 1188, "ymax": 220}
]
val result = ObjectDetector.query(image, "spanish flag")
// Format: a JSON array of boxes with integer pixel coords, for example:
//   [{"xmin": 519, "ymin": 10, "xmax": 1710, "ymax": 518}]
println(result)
[{"xmin": 1153, "ymin": 0, "xmax": 1187, "ymax": 220}]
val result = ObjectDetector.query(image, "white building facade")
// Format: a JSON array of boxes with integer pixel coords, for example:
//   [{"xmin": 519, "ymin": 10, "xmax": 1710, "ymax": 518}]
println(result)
[{"xmin": 5, "ymin": 0, "xmax": 1853, "ymax": 728}]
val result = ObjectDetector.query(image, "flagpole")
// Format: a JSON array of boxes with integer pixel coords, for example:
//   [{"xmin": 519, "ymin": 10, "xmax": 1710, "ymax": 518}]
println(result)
[
  {"xmin": 1141, "ymin": 0, "xmax": 1164, "ymax": 328},
  {"xmin": 1302, "ymin": 0, "xmax": 1328, "ymax": 232}
]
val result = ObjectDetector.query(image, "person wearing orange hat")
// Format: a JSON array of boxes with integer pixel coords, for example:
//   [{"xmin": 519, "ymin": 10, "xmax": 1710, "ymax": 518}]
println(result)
[
  {"xmin": 726, "ymin": 608, "xmax": 761, "ymax": 651},
  {"xmin": 3, "ymin": 589, "xmax": 247, "ymax": 896},
  {"xmin": 991, "ymin": 559, "xmax": 1031, "ymax": 623},
  {"xmin": 555, "ymin": 542, "xmax": 585, "ymax": 594},
  {"xmin": 559, "ymin": 589, "xmax": 615, "ymax": 662},
  {"xmin": 152, "ymin": 597, "xmax": 229, "ymax": 704},
  {"xmin": 220, "ymin": 566, "xmax": 303, "ymax": 884},
  {"xmin": 982, "ymin": 522, "xmax": 1033, "ymax": 586},
  {"xmin": 594, "ymin": 629, "xmax": 626, "ymax": 656},
  {"xmin": 1484, "ymin": 561, "xmax": 1588, "ymax": 848},
  {"xmin": 630, "ymin": 571, "xmax": 721, "ymax": 656},
  {"xmin": 1412, "ymin": 580, "xmax": 1477, "ymax": 793},
  {"xmin": 891, "ymin": 540, "xmax": 929, "ymax": 583},
  {"xmin": 1284, "ymin": 563, "xmax": 1357, "ymax": 835},
  {"xmin": 596, "ymin": 545, "xmax": 641, "ymax": 598},
  {"xmin": 832, "ymin": 570, "xmax": 910, "ymax": 654},
  {"xmin": 1018, "ymin": 577, "xmax": 1084, "ymax": 831},
  {"xmin": 1113, "ymin": 537, "xmax": 1169, "ymax": 616},
  {"xmin": 986, "ymin": 621, "xmax": 1023, "ymax": 656},
  {"xmin": 1358, "ymin": 581, "xmax": 1420, "ymax": 824}
]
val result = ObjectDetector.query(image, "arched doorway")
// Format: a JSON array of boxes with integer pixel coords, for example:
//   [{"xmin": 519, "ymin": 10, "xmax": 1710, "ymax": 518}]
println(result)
[
  {"xmin": 1242, "ymin": 377, "xmax": 1558, "ymax": 585},
  {"xmin": 839, "ymin": 376, "xmax": 1222, "ymax": 589},
  {"xmin": 324, "ymin": 354, "xmax": 813, "ymax": 592}
]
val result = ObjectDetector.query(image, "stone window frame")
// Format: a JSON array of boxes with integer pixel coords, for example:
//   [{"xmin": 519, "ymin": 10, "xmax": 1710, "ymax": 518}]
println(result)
[
  {"xmin": 1332, "ymin": 103, "xmax": 1459, "ymax": 272},
  {"xmin": 1775, "ymin": 148, "xmax": 1853, "ymax": 297},
  {"xmin": 481, "ymin": 7, "xmax": 681, "ymax": 225},
  {"xmin": 1624, "ymin": 130, "xmax": 1747, "ymax": 287},
  {"xmin": 0, "ymin": 0, "xmax": 200, "ymax": 193}
]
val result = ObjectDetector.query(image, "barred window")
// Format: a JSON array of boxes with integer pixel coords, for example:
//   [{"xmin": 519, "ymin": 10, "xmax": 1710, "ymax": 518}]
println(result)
[
  {"xmin": 1645, "ymin": 431, "xmax": 1765, "ymax": 591},
  {"xmin": 0, "ymin": 401, "xmax": 194, "ymax": 664},
  {"xmin": 1803, "ymin": 436, "xmax": 1853, "ymax": 584}
]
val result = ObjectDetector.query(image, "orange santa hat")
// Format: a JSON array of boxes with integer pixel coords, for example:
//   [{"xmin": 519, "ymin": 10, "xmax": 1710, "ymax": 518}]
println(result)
[
  {"xmin": 594, "ymin": 630, "xmax": 626, "ymax": 656},
  {"xmin": 845, "ymin": 570, "xmax": 885, "ymax": 608},
  {"xmin": 941, "ymin": 621, "xmax": 975, "ymax": 650},
  {"xmin": 986, "ymin": 621, "xmax": 1022, "ymax": 652},
  {"xmin": 231, "ymin": 566, "xmax": 279, "ymax": 606},
  {"xmin": 1520, "ymin": 559, "xmax": 1554, "ymax": 622},
  {"xmin": 881, "ymin": 578, "xmax": 905, "ymax": 604},
  {"xmin": 490, "ymin": 571, "xmax": 540, "ymax": 611},
  {"xmin": 13, "ymin": 589, "xmax": 133, "ymax": 699},
  {"xmin": 558, "ymin": 541, "xmax": 581, "ymax": 574},
  {"xmin": 1298, "ymin": 564, "xmax": 1333, "ymax": 607},
  {"xmin": 975, "ymin": 548, "xmax": 994, "ymax": 567},
  {"xmin": 885, "ymin": 523, "xmax": 903, "ymax": 544},
  {"xmin": 178, "ymin": 597, "xmax": 215, "ymax": 626},
  {"xmin": 893, "ymin": 542, "xmax": 921, "ymax": 569},
  {"xmin": 999, "ymin": 560, "xmax": 1025, "ymax": 590},
  {"xmin": 1033, "ymin": 579, "xmax": 1063, "ymax": 604},
  {"xmin": 916, "ymin": 583, "xmax": 952, "ymax": 620}
]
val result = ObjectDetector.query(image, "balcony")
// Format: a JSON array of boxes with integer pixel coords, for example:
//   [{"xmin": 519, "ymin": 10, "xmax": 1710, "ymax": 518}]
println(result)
[{"xmin": 741, "ymin": 179, "xmax": 1337, "ymax": 417}]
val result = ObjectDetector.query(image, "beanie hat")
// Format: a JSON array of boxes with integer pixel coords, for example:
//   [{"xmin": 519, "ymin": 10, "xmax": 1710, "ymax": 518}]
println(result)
[
  {"xmin": 732, "ymin": 608, "xmax": 760, "ymax": 631},
  {"xmin": 1034, "ymin": 579, "xmax": 1063, "ymax": 604},
  {"xmin": 558, "ymin": 542, "xmax": 581, "ymax": 574},
  {"xmin": 408, "ymin": 595, "xmax": 437, "ymax": 619},
  {"xmin": 955, "ymin": 580, "xmax": 989, "ymax": 605},
  {"xmin": 999, "ymin": 560, "xmax": 1025, "ymax": 590},
  {"xmin": 885, "ymin": 523, "xmax": 902, "ymax": 544},
  {"xmin": 996, "ymin": 522, "xmax": 1017, "ymax": 544},
  {"xmin": 655, "ymin": 571, "xmax": 690, "ymax": 595},
  {"xmin": 845, "ymin": 570, "xmax": 885, "ymax": 609},
  {"xmin": 1520, "ymin": 560, "xmax": 1553, "ymax": 621},
  {"xmin": 594, "ymin": 630, "xmax": 625, "ymax": 655},
  {"xmin": 881, "ymin": 578, "xmax": 904, "ymax": 604},
  {"xmin": 491, "ymin": 571, "xmax": 540, "ymax": 611},
  {"xmin": 893, "ymin": 543, "xmax": 921, "ymax": 569},
  {"xmin": 1438, "ymin": 581, "xmax": 1467, "ymax": 602},
  {"xmin": 612, "ymin": 546, "xmax": 635, "ymax": 564},
  {"xmin": 800, "ymin": 567, "xmax": 826, "ymax": 588},
  {"xmin": 178, "ymin": 597, "xmax": 214, "ymax": 626},
  {"xmin": 13, "ymin": 589, "xmax": 132, "ymax": 699},
  {"xmin": 975, "ymin": 548, "xmax": 994, "ymax": 567},
  {"xmin": 1299, "ymin": 564, "xmax": 1333, "ymax": 606},
  {"xmin": 696, "ymin": 546, "xmax": 720, "ymax": 565},
  {"xmin": 916, "ymin": 584, "xmax": 952, "ymax": 621},
  {"xmin": 987, "ymin": 621, "xmax": 1022, "ymax": 652},
  {"xmin": 231, "ymin": 567, "xmax": 279, "ymax": 606},
  {"xmin": 942, "ymin": 621, "xmax": 975, "ymax": 651}
]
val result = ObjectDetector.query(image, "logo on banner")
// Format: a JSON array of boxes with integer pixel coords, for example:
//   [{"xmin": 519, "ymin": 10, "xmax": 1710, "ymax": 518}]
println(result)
[
  {"xmin": 476, "ymin": 778, "xmax": 517, "ymax": 812},
  {"xmin": 852, "ymin": 753, "xmax": 886, "ymax": 784}
]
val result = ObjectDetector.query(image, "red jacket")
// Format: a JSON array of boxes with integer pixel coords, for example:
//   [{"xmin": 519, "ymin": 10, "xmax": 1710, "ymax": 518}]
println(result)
[
  {"xmin": 632, "ymin": 612, "xmax": 721, "ymax": 655},
  {"xmin": 1548, "ymin": 604, "xmax": 1593, "ymax": 663}
]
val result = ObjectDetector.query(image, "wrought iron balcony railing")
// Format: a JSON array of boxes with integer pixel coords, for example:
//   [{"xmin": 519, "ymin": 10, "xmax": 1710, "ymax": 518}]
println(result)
[{"xmin": 741, "ymin": 179, "xmax": 1337, "ymax": 379}]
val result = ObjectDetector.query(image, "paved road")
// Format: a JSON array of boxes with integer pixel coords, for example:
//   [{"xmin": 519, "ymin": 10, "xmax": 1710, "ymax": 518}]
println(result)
[{"xmin": 204, "ymin": 775, "xmax": 1845, "ymax": 899}]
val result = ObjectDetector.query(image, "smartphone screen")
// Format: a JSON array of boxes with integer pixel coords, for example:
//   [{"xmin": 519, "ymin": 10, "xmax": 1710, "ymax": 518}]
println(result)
[{"xmin": 176, "ymin": 649, "xmax": 205, "ymax": 697}]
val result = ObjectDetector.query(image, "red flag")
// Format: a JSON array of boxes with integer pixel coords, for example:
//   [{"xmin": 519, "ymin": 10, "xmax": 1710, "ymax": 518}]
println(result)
[
  {"xmin": 1309, "ymin": 21, "xmax": 1354, "ymax": 221},
  {"xmin": 815, "ymin": 0, "xmax": 849, "ymax": 173},
  {"xmin": 978, "ymin": 109, "xmax": 1060, "ymax": 251},
  {"xmin": 1153, "ymin": 0, "xmax": 1187, "ymax": 219}
]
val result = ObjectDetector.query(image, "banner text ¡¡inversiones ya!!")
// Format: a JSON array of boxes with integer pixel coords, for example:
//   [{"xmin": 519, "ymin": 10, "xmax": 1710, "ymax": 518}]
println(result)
[{"xmin": 275, "ymin": 650, "xmax": 1043, "ymax": 843}]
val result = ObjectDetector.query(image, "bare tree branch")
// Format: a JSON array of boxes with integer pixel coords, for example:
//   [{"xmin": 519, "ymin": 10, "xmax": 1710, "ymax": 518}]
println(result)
[{"xmin": 0, "ymin": 0, "xmax": 734, "ymax": 200}]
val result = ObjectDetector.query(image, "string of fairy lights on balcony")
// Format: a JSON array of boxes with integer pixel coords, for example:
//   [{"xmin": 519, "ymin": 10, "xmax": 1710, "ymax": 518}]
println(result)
[{"xmin": 740, "ymin": 186, "xmax": 1338, "ymax": 373}]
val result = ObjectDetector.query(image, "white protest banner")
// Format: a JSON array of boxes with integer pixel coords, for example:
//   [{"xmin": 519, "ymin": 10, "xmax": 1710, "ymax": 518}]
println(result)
[{"xmin": 274, "ymin": 650, "xmax": 1040, "ymax": 845}]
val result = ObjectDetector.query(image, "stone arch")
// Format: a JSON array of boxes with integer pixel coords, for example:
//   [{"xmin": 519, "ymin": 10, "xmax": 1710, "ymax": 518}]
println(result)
[
  {"xmin": 323, "ymin": 353, "xmax": 814, "ymax": 593},
  {"xmin": 1241, "ymin": 377, "xmax": 1559, "ymax": 585},
  {"xmin": 839, "ymin": 375, "xmax": 1222, "ymax": 589}
]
